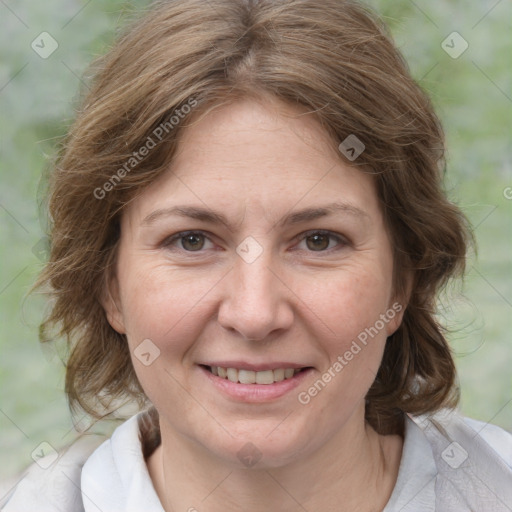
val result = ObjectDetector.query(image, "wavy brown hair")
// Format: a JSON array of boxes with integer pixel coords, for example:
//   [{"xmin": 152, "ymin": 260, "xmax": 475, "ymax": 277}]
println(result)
[{"xmin": 36, "ymin": 0, "xmax": 471, "ymax": 434}]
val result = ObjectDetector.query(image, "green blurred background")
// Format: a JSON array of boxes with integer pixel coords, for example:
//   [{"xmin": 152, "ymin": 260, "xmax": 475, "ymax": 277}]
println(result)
[{"xmin": 1, "ymin": 0, "xmax": 511, "ymax": 482}]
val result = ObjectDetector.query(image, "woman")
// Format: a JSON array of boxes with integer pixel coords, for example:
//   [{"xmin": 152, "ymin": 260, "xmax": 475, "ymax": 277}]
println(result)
[{"xmin": 2, "ymin": 0, "xmax": 511, "ymax": 510}]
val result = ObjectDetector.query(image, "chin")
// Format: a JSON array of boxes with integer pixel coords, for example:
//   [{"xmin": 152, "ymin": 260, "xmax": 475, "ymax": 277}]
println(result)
[{"xmin": 194, "ymin": 417, "xmax": 319, "ymax": 470}]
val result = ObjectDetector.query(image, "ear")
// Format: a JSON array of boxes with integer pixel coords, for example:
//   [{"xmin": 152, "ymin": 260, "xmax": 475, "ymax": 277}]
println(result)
[
  {"xmin": 101, "ymin": 271, "xmax": 126, "ymax": 335},
  {"xmin": 385, "ymin": 270, "xmax": 413, "ymax": 337}
]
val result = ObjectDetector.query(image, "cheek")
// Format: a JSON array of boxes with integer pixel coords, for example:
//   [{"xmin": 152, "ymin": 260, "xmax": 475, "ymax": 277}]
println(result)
[
  {"xmin": 117, "ymin": 263, "xmax": 216, "ymax": 404},
  {"xmin": 118, "ymin": 261, "xmax": 219, "ymax": 354},
  {"xmin": 299, "ymin": 261, "xmax": 393, "ymax": 342},
  {"xmin": 297, "ymin": 268, "xmax": 394, "ymax": 409}
]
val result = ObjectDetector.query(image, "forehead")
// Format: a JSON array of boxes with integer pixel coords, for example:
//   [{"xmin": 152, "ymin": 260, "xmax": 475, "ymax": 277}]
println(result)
[
  {"xmin": 173, "ymin": 97, "xmax": 340, "ymax": 176},
  {"xmin": 125, "ymin": 97, "xmax": 379, "ymax": 225}
]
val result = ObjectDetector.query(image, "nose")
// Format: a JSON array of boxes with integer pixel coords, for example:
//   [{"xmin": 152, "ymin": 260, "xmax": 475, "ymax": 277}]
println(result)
[{"xmin": 217, "ymin": 250, "xmax": 294, "ymax": 342}]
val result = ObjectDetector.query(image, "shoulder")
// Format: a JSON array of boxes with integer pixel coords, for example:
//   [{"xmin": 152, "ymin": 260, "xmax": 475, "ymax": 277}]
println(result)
[
  {"xmin": 411, "ymin": 409, "xmax": 512, "ymax": 509},
  {"xmin": 461, "ymin": 415, "xmax": 512, "ymax": 466},
  {"xmin": 384, "ymin": 409, "xmax": 512, "ymax": 512},
  {"xmin": 413, "ymin": 409, "xmax": 512, "ymax": 468},
  {"xmin": 1, "ymin": 408, "xmax": 160, "ymax": 512},
  {"xmin": 1, "ymin": 410, "xmax": 159, "ymax": 512},
  {"xmin": 0, "ymin": 435, "xmax": 106, "ymax": 512}
]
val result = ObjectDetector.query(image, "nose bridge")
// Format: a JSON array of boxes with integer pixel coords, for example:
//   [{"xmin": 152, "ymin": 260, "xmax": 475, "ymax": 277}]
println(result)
[
  {"xmin": 217, "ymin": 245, "xmax": 292, "ymax": 340},
  {"xmin": 236, "ymin": 252, "xmax": 276, "ymax": 305}
]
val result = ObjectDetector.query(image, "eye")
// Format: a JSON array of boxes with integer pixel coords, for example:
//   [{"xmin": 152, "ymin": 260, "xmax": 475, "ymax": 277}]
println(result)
[
  {"xmin": 162, "ymin": 231, "xmax": 215, "ymax": 252},
  {"xmin": 161, "ymin": 229, "xmax": 347, "ymax": 255},
  {"xmin": 296, "ymin": 230, "xmax": 347, "ymax": 252}
]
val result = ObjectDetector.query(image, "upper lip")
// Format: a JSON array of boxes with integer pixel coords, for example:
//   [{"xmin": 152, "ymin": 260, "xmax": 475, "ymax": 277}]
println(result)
[{"xmin": 199, "ymin": 361, "xmax": 311, "ymax": 372}]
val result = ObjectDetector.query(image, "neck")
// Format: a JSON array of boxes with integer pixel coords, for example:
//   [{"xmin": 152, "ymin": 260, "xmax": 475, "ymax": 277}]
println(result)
[{"xmin": 147, "ymin": 407, "xmax": 403, "ymax": 512}]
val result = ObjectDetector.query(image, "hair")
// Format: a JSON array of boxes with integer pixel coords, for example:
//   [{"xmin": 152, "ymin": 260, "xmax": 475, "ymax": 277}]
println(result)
[{"xmin": 36, "ymin": 0, "xmax": 472, "ymax": 435}]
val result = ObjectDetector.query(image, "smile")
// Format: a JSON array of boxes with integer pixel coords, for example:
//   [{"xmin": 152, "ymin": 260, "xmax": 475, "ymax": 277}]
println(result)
[
  {"xmin": 207, "ymin": 366, "xmax": 305, "ymax": 385},
  {"xmin": 198, "ymin": 364, "xmax": 314, "ymax": 402}
]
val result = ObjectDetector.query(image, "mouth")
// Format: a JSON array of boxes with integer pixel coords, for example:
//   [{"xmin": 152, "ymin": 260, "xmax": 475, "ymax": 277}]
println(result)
[
  {"xmin": 201, "ymin": 364, "xmax": 311, "ymax": 385},
  {"xmin": 198, "ymin": 362, "xmax": 314, "ymax": 402}
]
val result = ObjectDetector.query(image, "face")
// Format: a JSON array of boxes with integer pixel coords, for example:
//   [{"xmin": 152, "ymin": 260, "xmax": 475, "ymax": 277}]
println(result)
[{"xmin": 104, "ymin": 97, "xmax": 405, "ymax": 468}]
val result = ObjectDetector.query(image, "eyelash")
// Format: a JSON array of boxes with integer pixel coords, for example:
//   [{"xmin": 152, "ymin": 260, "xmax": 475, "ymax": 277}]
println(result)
[{"xmin": 161, "ymin": 229, "xmax": 348, "ymax": 255}]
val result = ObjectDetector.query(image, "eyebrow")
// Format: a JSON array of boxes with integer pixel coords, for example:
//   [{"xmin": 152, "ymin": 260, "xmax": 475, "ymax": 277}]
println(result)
[{"xmin": 141, "ymin": 202, "xmax": 369, "ymax": 230}]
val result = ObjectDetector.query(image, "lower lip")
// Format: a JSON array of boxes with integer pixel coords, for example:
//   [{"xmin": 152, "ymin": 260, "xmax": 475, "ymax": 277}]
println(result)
[{"xmin": 198, "ymin": 365, "xmax": 314, "ymax": 402}]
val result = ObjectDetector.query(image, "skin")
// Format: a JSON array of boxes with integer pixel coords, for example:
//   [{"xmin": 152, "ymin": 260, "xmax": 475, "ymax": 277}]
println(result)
[{"xmin": 104, "ymin": 97, "xmax": 406, "ymax": 511}]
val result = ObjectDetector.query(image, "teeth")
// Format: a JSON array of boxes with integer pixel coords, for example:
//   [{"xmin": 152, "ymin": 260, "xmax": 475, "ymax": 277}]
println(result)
[
  {"xmin": 227, "ymin": 367, "xmax": 238, "ymax": 383},
  {"xmin": 209, "ymin": 366, "xmax": 304, "ymax": 384},
  {"xmin": 273, "ymin": 368, "xmax": 285, "ymax": 382},
  {"xmin": 256, "ymin": 370, "xmax": 274, "ymax": 384},
  {"xmin": 238, "ymin": 369, "xmax": 255, "ymax": 384},
  {"xmin": 284, "ymin": 368, "xmax": 295, "ymax": 379}
]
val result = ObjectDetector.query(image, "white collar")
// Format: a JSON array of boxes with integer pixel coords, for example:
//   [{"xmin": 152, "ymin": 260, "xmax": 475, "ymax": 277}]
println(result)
[
  {"xmin": 81, "ymin": 413, "xmax": 164, "ymax": 512},
  {"xmin": 4, "ymin": 408, "xmax": 510, "ymax": 511},
  {"xmin": 81, "ymin": 411, "xmax": 437, "ymax": 512},
  {"xmin": 383, "ymin": 415, "xmax": 437, "ymax": 511},
  {"xmin": 81, "ymin": 408, "xmax": 512, "ymax": 511}
]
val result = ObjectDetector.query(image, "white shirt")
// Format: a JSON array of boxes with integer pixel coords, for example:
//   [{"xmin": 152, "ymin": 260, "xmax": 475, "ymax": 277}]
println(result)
[{"xmin": 2, "ymin": 408, "xmax": 512, "ymax": 511}]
